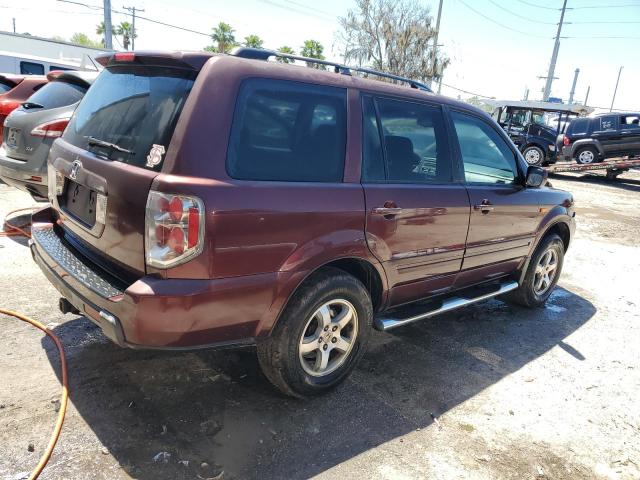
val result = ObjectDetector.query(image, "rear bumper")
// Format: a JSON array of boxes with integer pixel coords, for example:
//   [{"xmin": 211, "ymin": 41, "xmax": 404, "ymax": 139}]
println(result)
[
  {"xmin": 0, "ymin": 146, "xmax": 48, "ymax": 197},
  {"xmin": 30, "ymin": 207, "xmax": 283, "ymax": 349}
]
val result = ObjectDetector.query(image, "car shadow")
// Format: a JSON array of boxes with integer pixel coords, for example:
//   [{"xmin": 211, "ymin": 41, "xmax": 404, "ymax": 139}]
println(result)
[
  {"xmin": 549, "ymin": 171, "xmax": 640, "ymax": 193},
  {"xmin": 42, "ymin": 287, "xmax": 595, "ymax": 479}
]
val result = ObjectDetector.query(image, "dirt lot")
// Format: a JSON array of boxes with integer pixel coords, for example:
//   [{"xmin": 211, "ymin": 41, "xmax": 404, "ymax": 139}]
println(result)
[{"xmin": 1, "ymin": 171, "xmax": 639, "ymax": 480}]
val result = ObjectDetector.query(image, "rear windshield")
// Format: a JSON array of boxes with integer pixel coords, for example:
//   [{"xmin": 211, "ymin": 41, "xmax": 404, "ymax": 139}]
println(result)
[
  {"xmin": 64, "ymin": 66, "xmax": 195, "ymax": 170},
  {"xmin": 0, "ymin": 80, "xmax": 15, "ymax": 94},
  {"xmin": 568, "ymin": 118, "xmax": 589, "ymax": 135},
  {"xmin": 24, "ymin": 79, "xmax": 87, "ymax": 109}
]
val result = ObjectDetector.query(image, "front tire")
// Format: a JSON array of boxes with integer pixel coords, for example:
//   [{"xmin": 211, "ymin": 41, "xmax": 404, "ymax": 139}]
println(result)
[
  {"xmin": 503, "ymin": 234, "xmax": 564, "ymax": 308},
  {"xmin": 523, "ymin": 145, "xmax": 545, "ymax": 166},
  {"xmin": 257, "ymin": 267, "xmax": 372, "ymax": 398}
]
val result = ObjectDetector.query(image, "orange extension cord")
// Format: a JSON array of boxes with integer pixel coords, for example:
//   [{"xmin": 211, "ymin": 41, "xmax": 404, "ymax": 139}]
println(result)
[
  {"xmin": 0, "ymin": 207, "xmax": 40, "ymax": 238},
  {"xmin": 1, "ymin": 208, "xmax": 68, "ymax": 479}
]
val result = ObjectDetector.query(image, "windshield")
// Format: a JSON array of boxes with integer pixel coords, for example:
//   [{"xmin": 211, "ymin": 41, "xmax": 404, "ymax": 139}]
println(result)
[
  {"xmin": 64, "ymin": 66, "xmax": 195, "ymax": 170},
  {"xmin": 24, "ymin": 80, "xmax": 87, "ymax": 109}
]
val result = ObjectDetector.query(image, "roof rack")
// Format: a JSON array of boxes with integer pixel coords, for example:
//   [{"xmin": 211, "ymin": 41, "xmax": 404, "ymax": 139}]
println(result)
[{"xmin": 230, "ymin": 47, "xmax": 433, "ymax": 93}]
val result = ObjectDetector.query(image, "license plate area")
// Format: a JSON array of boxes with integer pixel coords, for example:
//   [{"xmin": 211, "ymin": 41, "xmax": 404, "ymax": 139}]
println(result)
[
  {"xmin": 6, "ymin": 128, "xmax": 20, "ymax": 148},
  {"xmin": 62, "ymin": 180, "xmax": 97, "ymax": 227}
]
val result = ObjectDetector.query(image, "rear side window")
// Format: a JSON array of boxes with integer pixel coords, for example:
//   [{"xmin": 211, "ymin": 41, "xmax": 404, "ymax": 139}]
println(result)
[
  {"xmin": 568, "ymin": 118, "xmax": 589, "ymax": 135},
  {"xmin": 64, "ymin": 66, "xmax": 195, "ymax": 171},
  {"xmin": 20, "ymin": 61, "xmax": 45, "ymax": 75},
  {"xmin": 362, "ymin": 96, "xmax": 451, "ymax": 184},
  {"xmin": 227, "ymin": 79, "xmax": 347, "ymax": 182},
  {"xmin": 597, "ymin": 116, "xmax": 617, "ymax": 132},
  {"xmin": 24, "ymin": 80, "xmax": 87, "ymax": 109},
  {"xmin": 451, "ymin": 111, "xmax": 517, "ymax": 185}
]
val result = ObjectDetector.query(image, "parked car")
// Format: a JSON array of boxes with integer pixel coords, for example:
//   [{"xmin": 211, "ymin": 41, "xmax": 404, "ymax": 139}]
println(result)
[
  {"xmin": 0, "ymin": 70, "xmax": 97, "ymax": 200},
  {"xmin": 558, "ymin": 112, "xmax": 640, "ymax": 164},
  {"xmin": 30, "ymin": 49, "xmax": 575, "ymax": 397},
  {"xmin": 0, "ymin": 73, "xmax": 48, "ymax": 138},
  {"xmin": 491, "ymin": 100, "xmax": 590, "ymax": 166}
]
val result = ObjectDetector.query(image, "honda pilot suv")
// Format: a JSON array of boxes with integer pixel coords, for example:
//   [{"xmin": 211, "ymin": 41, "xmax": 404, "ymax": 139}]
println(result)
[{"xmin": 30, "ymin": 49, "xmax": 576, "ymax": 397}]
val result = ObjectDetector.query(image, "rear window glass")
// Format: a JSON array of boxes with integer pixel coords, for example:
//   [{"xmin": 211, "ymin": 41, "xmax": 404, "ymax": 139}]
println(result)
[
  {"xmin": 64, "ymin": 66, "xmax": 195, "ymax": 170},
  {"xmin": 569, "ymin": 118, "xmax": 589, "ymax": 135},
  {"xmin": 24, "ymin": 80, "xmax": 87, "ymax": 109},
  {"xmin": 227, "ymin": 79, "xmax": 347, "ymax": 182}
]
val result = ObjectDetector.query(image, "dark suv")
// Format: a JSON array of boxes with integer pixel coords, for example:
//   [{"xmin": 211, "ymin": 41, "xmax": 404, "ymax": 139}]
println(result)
[
  {"xmin": 30, "ymin": 49, "xmax": 576, "ymax": 397},
  {"xmin": 559, "ymin": 113, "xmax": 640, "ymax": 164}
]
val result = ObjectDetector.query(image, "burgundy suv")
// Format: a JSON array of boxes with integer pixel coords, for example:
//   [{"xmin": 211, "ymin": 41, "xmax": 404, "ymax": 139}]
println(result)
[{"xmin": 30, "ymin": 49, "xmax": 575, "ymax": 397}]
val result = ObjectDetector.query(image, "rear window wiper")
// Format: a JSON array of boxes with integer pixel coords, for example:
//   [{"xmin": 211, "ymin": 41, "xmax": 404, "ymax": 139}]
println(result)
[
  {"xmin": 22, "ymin": 101, "xmax": 44, "ymax": 109},
  {"xmin": 86, "ymin": 136, "xmax": 135, "ymax": 156}
]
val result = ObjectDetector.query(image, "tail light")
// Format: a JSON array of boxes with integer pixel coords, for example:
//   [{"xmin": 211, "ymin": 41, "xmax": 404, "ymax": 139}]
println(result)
[
  {"xmin": 145, "ymin": 191, "xmax": 204, "ymax": 268},
  {"xmin": 0, "ymin": 99, "xmax": 21, "ymax": 117},
  {"xmin": 563, "ymin": 135, "xmax": 571, "ymax": 146},
  {"xmin": 31, "ymin": 118, "xmax": 70, "ymax": 138}
]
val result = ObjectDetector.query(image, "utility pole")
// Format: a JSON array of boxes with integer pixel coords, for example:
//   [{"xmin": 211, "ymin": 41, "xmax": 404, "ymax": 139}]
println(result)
[
  {"xmin": 568, "ymin": 68, "xmax": 580, "ymax": 104},
  {"xmin": 523, "ymin": 87, "xmax": 529, "ymax": 101},
  {"xmin": 610, "ymin": 66, "xmax": 623, "ymax": 112},
  {"xmin": 123, "ymin": 5, "xmax": 144, "ymax": 51},
  {"xmin": 12, "ymin": 18, "xmax": 16, "ymax": 33},
  {"xmin": 584, "ymin": 85, "xmax": 590, "ymax": 107},
  {"xmin": 542, "ymin": 0, "xmax": 568, "ymax": 101},
  {"xmin": 429, "ymin": 0, "xmax": 444, "ymax": 89},
  {"xmin": 104, "ymin": 0, "xmax": 113, "ymax": 49}
]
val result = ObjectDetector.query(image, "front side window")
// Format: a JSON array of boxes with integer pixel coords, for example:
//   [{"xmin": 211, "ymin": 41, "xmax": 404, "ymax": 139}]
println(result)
[
  {"xmin": 367, "ymin": 97, "xmax": 451, "ymax": 184},
  {"xmin": 23, "ymin": 80, "xmax": 87, "ymax": 109},
  {"xmin": 621, "ymin": 115, "xmax": 640, "ymax": 129},
  {"xmin": 227, "ymin": 79, "xmax": 347, "ymax": 182},
  {"xmin": 451, "ymin": 111, "xmax": 517, "ymax": 185},
  {"xmin": 20, "ymin": 61, "xmax": 45, "ymax": 75}
]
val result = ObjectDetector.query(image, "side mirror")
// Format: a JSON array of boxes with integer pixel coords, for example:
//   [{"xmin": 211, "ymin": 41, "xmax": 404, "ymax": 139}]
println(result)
[{"xmin": 526, "ymin": 166, "xmax": 548, "ymax": 188}]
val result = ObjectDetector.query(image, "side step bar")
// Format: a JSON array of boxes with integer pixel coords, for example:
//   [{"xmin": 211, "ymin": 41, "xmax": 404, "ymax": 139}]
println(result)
[{"xmin": 374, "ymin": 280, "xmax": 519, "ymax": 331}]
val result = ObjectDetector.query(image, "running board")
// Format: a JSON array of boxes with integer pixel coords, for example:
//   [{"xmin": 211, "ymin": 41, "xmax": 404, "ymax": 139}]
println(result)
[{"xmin": 374, "ymin": 280, "xmax": 519, "ymax": 331}]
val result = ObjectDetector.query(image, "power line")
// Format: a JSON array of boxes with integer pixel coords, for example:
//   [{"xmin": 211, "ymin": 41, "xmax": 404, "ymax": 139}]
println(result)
[
  {"xmin": 487, "ymin": 0, "xmax": 557, "ymax": 24},
  {"xmin": 570, "ymin": 4, "xmax": 640, "ymax": 9},
  {"xmin": 458, "ymin": 0, "xmax": 551, "ymax": 38},
  {"xmin": 514, "ymin": 0, "xmax": 559, "ymax": 11},
  {"xmin": 441, "ymin": 82, "xmax": 495, "ymax": 99}
]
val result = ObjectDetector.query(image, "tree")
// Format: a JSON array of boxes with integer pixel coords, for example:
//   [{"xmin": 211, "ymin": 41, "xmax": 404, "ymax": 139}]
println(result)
[
  {"xmin": 300, "ymin": 40, "xmax": 325, "ymax": 69},
  {"xmin": 243, "ymin": 34, "xmax": 264, "ymax": 49},
  {"xmin": 96, "ymin": 21, "xmax": 107, "ymax": 47},
  {"xmin": 277, "ymin": 45, "xmax": 295, "ymax": 63},
  {"xmin": 70, "ymin": 32, "xmax": 103, "ymax": 48},
  {"xmin": 337, "ymin": 0, "xmax": 449, "ymax": 84},
  {"xmin": 116, "ymin": 21, "xmax": 136, "ymax": 50},
  {"xmin": 206, "ymin": 22, "xmax": 237, "ymax": 54}
]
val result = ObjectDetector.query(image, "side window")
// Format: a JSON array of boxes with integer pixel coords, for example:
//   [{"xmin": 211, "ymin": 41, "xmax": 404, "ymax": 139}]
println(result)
[
  {"xmin": 227, "ymin": 79, "xmax": 346, "ymax": 182},
  {"xmin": 20, "ymin": 61, "xmax": 45, "ymax": 75},
  {"xmin": 361, "ymin": 96, "xmax": 385, "ymax": 182},
  {"xmin": 597, "ymin": 116, "xmax": 617, "ymax": 132},
  {"xmin": 375, "ymin": 97, "xmax": 451, "ymax": 184},
  {"xmin": 569, "ymin": 118, "xmax": 588, "ymax": 135},
  {"xmin": 451, "ymin": 111, "xmax": 517, "ymax": 185},
  {"xmin": 621, "ymin": 115, "xmax": 640, "ymax": 129}
]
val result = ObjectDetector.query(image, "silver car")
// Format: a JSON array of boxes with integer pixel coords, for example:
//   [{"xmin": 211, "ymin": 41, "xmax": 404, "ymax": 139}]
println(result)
[{"xmin": 0, "ymin": 70, "xmax": 97, "ymax": 201}]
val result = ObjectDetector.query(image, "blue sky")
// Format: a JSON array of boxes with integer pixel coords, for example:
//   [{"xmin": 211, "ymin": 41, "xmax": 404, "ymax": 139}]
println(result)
[{"xmin": 4, "ymin": 0, "xmax": 640, "ymax": 111}]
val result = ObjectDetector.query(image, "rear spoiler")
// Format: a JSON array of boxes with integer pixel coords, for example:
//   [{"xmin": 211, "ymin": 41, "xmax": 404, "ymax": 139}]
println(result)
[
  {"xmin": 95, "ymin": 51, "xmax": 213, "ymax": 71},
  {"xmin": 46, "ymin": 70, "xmax": 100, "ymax": 88}
]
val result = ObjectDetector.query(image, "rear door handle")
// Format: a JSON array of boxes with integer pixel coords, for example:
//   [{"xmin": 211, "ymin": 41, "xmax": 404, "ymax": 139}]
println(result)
[
  {"xmin": 373, "ymin": 207, "xmax": 403, "ymax": 216},
  {"xmin": 473, "ymin": 202, "xmax": 494, "ymax": 214}
]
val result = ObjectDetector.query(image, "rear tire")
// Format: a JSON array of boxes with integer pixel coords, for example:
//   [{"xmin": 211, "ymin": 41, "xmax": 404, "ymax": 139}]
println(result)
[
  {"xmin": 523, "ymin": 145, "xmax": 545, "ymax": 166},
  {"xmin": 257, "ymin": 267, "xmax": 372, "ymax": 398},
  {"xmin": 575, "ymin": 146, "xmax": 600, "ymax": 164},
  {"xmin": 503, "ymin": 234, "xmax": 564, "ymax": 308}
]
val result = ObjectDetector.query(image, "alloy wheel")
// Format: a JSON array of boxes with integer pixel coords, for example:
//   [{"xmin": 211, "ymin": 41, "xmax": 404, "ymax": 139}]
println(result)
[
  {"xmin": 298, "ymin": 299, "xmax": 358, "ymax": 377},
  {"xmin": 578, "ymin": 150, "xmax": 595, "ymax": 164},
  {"xmin": 534, "ymin": 249, "xmax": 558, "ymax": 295}
]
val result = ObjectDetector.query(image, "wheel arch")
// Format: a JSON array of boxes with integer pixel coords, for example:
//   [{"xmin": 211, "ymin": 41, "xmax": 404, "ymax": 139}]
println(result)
[{"xmin": 518, "ymin": 218, "xmax": 572, "ymax": 285}]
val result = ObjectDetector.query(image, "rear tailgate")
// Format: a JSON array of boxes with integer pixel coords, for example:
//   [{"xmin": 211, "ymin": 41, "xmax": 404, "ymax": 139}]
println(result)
[{"xmin": 48, "ymin": 55, "xmax": 204, "ymax": 277}]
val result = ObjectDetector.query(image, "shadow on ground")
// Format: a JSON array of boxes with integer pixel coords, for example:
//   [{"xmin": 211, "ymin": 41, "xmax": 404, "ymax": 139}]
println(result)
[{"xmin": 43, "ymin": 287, "xmax": 595, "ymax": 479}]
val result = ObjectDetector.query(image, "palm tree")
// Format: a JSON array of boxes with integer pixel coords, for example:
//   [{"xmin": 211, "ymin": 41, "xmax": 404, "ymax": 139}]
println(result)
[
  {"xmin": 277, "ymin": 46, "xmax": 295, "ymax": 63},
  {"xmin": 116, "ymin": 21, "xmax": 136, "ymax": 50},
  {"xmin": 96, "ymin": 21, "xmax": 106, "ymax": 47},
  {"xmin": 301, "ymin": 40, "xmax": 325, "ymax": 69},
  {"xmin": 243, "ymin": 34, "xmax": 264, "ymax": 49},
  {"xmin": 210, "ymin": 22, "xmax": 237, "ymax": 54}
]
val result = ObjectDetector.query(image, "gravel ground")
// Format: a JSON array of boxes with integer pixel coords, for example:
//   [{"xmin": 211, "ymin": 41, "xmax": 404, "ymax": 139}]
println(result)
[{"xmin": 1, "ymin": 170, "xmax": 639, "ymax": 480}]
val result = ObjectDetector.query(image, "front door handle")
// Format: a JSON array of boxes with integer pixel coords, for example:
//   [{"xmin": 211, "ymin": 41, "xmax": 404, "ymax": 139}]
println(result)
[
  {"xmin": 473, "ymin": 201, "xmax": 494, "ymax": 214},
  {"xmin": 373, "ymin": 207, "xmax": 403, "ymax": 216}
]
